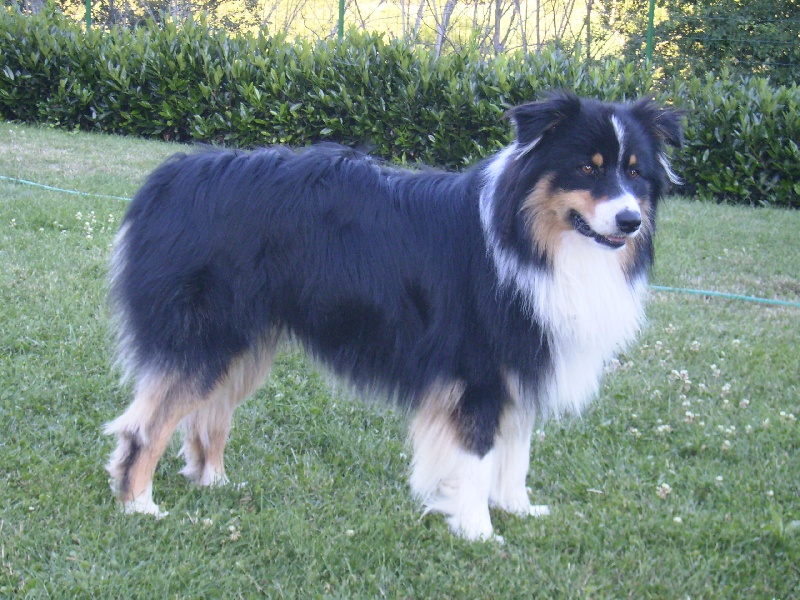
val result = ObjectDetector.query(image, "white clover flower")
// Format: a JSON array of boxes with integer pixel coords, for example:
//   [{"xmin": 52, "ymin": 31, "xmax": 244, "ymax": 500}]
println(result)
[
  {"xmin": 673, "ymin": 516, "xmax": 683, "ymax": 524},
  {"xmin": 657, "ymin": 483, "xmax": 672, "ymax": 499},
  {"xmin": 720, "ymin": 383, "xmax": 731, "ymax": 398},
  {"xmin": 721, "ymin": 440, "xmax": 732, "ymax": 452},
  {"xmin": 690, "ymin": 341, "xmax": 700, "ymax": 352},
  {"xmin": 739, "ymin": 398, "xmax": 750, "ymax": 409},
  {"xmin": 655, "ymin": 424, "xmax": 673, "ymax": 436},
  {"xmin": 732, "ymin": 339, "xmax": 741, "ymax": 348}
]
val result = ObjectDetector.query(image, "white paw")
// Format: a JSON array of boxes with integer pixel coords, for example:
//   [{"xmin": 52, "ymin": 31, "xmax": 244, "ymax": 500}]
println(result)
[
  {"xmin": 196, "ymin": 469, "xmax": 229, "ymax": 487},
  {"xmin": 122, "ymin": 497, "xmax": 168, "ymax": 519},
  {"xmin": 446, "ymin": 511, "xmax": 495, "ymax": 542},
  {"xmin": 528, "ymin": 504, "xmax": 550, "ymax": 517},
  {"xmin": 490, "ymin": 486, "xmax": 551, "ymax": 518}
]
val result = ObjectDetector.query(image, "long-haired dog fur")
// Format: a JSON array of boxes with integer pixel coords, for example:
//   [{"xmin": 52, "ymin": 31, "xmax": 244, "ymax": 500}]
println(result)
[{"xmin": 104, "ymin": 92, "xmax": 682, "ymax": 540}]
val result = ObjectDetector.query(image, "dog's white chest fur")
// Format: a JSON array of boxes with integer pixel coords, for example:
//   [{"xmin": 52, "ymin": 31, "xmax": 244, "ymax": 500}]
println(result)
[{"xmin": 530, "ymin": 232, "xmax": 646, "ymax": 416}]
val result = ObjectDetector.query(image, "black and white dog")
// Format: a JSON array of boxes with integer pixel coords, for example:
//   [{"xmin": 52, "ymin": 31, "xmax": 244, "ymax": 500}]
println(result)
[{"xmin": 105, "ymin": 92, "xmax": 682, "ymax": 540}]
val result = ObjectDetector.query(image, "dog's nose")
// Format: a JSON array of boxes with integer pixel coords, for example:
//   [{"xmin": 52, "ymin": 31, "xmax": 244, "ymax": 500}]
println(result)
[{"xmin": 615, "ymin": 209, "xmax": 642, "ymax": 234}]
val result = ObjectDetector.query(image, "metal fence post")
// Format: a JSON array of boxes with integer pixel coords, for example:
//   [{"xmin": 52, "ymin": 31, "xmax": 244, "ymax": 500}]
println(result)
[{"xmin": 646, "ymin": 0, "xmax": 655, "ymax": 62}]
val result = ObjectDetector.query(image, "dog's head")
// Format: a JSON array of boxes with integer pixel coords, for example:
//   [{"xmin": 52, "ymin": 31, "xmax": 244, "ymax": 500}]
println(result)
[{"xmin": 488, "ymin": 92, "xmax": 683, "ymax": 269}]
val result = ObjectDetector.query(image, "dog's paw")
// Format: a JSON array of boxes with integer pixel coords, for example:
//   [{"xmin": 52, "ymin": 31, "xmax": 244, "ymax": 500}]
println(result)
[
  {"xmin": 121, "ymin": 496, "xmax": 168, "ymax": 519},
  {"xmin": 446, "ymin": 511, "xmax": 495, "ymax": 542},
  {"xmin": 490, "ymin": 486, "xmax": 550, "ymax": 518},
  {"xmin": 527, "ymin": 504, "xmax": 550, "ymax": 517},
  {"xmin": 196, "ymin": 469, "xmax": 229, "ymax": 487}
]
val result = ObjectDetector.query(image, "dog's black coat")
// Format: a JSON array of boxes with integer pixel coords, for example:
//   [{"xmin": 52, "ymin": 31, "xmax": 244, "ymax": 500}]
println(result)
[
  {"xmin": 111, "ymin": 93, "xmax": 681, "ymax": 458},
  {"xmin": 115, "ymin": 144, "xmax": 551, "ymax": 453}
]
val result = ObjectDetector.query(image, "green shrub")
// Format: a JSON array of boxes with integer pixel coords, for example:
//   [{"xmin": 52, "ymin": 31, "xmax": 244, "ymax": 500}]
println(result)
[
  {"xmin": 0, "ymin": 6, "xmax": 797, "ymax": 207},
  {"xmin": 672, "ymin": 73, "xmax": 800, "ymax": 207},
  {"xmin": 0, "ymin": 7, "xmax": 652, "ymax": 168}
]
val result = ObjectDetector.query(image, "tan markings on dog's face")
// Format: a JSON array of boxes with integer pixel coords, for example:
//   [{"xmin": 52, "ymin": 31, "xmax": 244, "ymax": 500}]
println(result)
[
  {"xmin": 521, "ymin": 177, "xmax": 596, "ymax": 264},
  {"xmin": 629, "ymin": 154, "xmax": 638, "ymax": 166},
  {"xmin": 521, "ymin": 175, "xmax": 656, "ymax": 273},
  {"xmin": 591, "ymin": 153, "xmax": 604, "ymax": 168}
]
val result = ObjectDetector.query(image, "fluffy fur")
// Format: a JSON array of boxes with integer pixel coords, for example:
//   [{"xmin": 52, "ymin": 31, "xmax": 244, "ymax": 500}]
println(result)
[{"xmin": 104, "ymin": 92, "xmax": 682, "ymax": 540}]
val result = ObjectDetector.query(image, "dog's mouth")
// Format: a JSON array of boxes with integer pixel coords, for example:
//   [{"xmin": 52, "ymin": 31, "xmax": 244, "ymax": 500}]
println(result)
[{"xmin": 569, "ymin": 210, "xmax": 627, "ymax": 249}]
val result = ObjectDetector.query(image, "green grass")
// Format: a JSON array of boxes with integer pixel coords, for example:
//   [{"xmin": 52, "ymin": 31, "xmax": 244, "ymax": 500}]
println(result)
[{"xmin": 1, "ymin": 121, "xmax": 798, "ymax": 598}]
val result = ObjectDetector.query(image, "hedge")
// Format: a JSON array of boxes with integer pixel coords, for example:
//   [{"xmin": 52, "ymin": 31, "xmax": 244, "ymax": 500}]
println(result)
[{"xmin": 1, "ymin": 7, "xmax": 798, "ymax": 208}]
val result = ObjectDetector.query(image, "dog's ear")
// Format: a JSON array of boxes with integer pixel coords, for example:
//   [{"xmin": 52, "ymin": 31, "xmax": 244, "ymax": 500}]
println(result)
[
  {"xmin": 505, "ymin": 92, "xmax": 582, "ymax": 153},
  {"xmin": 630, "ymin": 99, "xmax": 685, "ymax": 149}
]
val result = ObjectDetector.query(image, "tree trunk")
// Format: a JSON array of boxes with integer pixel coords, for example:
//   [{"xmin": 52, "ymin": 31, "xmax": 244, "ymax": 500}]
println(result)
[{"xmin": 435, "ymin": 0, "xmax": 458, "ymax": 57}]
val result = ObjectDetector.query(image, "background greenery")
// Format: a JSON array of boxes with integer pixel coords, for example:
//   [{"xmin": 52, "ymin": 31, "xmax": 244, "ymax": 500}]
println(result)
[
  {"xmin": 2, "ymin": 7, "xmax": 800, "ymax": 208},
  {"xmin": 0, "ymin": 106, "xmax": 798, "ymax": 599},
  {"xmin": 19, "ymin": 0, "xmax": 800, "ymax": 85}
]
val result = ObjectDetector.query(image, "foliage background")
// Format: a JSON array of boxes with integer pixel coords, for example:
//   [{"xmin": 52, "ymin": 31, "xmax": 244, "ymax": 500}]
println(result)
[
  {"xmin": 10, "ymin": 0, "xmax": 800, "ymax": 84},
  {"xmin": 2, "ymin": 6, "xmax": 799, "ymax": 207}
]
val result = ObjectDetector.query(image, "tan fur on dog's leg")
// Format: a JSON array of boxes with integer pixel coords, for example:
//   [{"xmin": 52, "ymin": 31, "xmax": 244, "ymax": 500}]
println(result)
[
  {"xmin": 179, "ymin": 343, "xmax": 276, "ymax": 487},
  {"xmin": 104, "ymin": 372, "xmax": 199, "ymax": 517}
]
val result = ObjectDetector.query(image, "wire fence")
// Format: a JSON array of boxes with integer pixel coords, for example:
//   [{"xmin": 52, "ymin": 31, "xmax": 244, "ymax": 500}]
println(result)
[
  {"xmin": 12, "ymin": 0, "xmax": 800, "ymax": 82},
  {"xmin": 652, "ymin": 12, "xmax": 800, "ymax": 84}
]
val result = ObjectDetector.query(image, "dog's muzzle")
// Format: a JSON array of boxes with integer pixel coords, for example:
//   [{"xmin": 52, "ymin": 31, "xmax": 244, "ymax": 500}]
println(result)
[{"xmin": 569, "ymin": 209, "xmax": 639, "ymax": 249}]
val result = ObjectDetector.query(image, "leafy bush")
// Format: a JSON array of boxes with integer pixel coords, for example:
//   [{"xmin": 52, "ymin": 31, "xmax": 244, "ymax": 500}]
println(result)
[
  {"xmin": 0, "ymin": 7, "xmax": 653, "ymax": 168},
  {"xmin": 1, "ymin": 7, "xmax": 797, "ymax": 207},
  {"xmin": 672, "ymin": 73, "xmax": 800, "ymax": 207}
]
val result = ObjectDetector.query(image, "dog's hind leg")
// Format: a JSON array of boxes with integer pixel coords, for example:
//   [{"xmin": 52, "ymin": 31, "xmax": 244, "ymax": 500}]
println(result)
[
  {"xmin": 104, "ymin": 372, "xmax": 200, "ymax": 517},
  {"xmin": 179, "ymin": 343, "xmax": 277, "ymax": 487}
]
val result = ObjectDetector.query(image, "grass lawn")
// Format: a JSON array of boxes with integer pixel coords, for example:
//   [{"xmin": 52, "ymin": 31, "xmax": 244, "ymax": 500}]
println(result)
[{"xmin": 0, "ymin": 121, "xmax": 798, "ymax": 598}]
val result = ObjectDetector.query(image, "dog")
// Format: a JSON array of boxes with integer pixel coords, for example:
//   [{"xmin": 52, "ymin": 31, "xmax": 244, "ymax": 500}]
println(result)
[{"xmin": 104, "ymin": 92, "xmax": 682, "ymax": 541}]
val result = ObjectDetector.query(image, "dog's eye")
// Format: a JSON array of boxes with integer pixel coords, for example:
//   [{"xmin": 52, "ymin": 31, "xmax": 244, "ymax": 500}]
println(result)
[
  {"xmin": 628, "ymin": 167, "xmax": 640, "ymax": 179},
  {"xmin": 580, "ymin": 164, "xmax": 596, "ymax": 176}
]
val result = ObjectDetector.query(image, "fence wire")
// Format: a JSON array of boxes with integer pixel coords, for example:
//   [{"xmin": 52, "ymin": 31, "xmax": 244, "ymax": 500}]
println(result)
[{"xmin": 19, "ymin": 0, "xmax": 800, "ymax": 82}]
